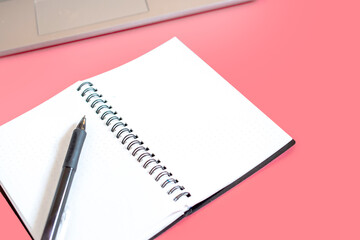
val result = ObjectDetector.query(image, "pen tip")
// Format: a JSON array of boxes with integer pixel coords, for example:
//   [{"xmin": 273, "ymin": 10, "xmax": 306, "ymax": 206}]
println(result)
[{"xmin": 77, "ymin": 116, "xmax": 86, "ymax": 130}]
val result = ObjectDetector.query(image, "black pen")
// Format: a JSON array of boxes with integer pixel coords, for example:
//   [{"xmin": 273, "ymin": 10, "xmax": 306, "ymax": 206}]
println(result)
[{"xmin": 41, "ymin": 116, "xmax": 87, "ymax": 240}]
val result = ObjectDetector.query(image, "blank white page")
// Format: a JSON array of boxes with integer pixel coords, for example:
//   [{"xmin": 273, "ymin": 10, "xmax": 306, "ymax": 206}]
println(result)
[
  {"xmin": 86, "ymin": 37, "xmax": 293, "ymax": 207},
  {"xmin": 0, "ymin": 83, "xmax": 188, "ymax": 240}
]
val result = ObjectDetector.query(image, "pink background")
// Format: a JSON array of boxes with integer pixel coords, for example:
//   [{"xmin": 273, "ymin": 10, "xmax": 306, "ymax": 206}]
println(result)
[
  {"xmin": 0, "ymin": 0, "xmax": 359, "ymax": 239},
  {"xmin": 0, "ymin": 191, "xmax": 32, "ymax": 240}
]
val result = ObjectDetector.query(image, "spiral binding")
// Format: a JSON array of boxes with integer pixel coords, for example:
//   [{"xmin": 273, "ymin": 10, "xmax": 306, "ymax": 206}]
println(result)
[{"xmin": 77, "ymin": 82, "xmax": 191, "ymax": 202}]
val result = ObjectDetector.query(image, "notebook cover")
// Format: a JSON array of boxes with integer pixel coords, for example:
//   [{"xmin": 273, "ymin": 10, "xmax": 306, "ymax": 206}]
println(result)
[{"xmin": 150, "ymin": 139, "xmax": 295, "ymax": 239}]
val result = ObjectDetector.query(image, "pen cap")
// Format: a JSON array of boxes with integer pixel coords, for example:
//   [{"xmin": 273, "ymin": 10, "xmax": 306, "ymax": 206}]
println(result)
[{"xmin": 63, "ymin": 128, "xmax": 86, "ymax": 170}]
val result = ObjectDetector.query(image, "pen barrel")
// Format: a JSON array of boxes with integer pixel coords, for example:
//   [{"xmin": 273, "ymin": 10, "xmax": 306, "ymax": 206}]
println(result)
[
  {"xmin": 41, "ymin": 167, "xmax": 75, "ymax": 240},
  {"xmin": 63, "ymin": 128, "xmax": 86, "ymax": 170},
  {"xmin": 41, "ymin": 127, "xmax": 86, "ymax": 240}
]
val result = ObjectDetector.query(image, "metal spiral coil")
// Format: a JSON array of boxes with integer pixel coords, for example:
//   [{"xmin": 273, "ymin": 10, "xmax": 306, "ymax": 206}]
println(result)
[
  {"xmin": 173, "ymin": 192, "xmax": 191, "ymax": 202},
  {"xmin": 137, "ymin": 152, "xmax": 154, "ymax": 163},
  {"xmin": 143, "ymin": 159, "xmax": 159, "ymax": 168},
  {"xmin": 116, "ymin": 128, "xmax": 132, "ymax": 139},
  {"xmin": 111, "ymin": 122, "xmax": 127, "ymax": 132},
  {"xmin": 155, "ymin": 171, "xmax": 172, "ymax": 181},
  {"xmin": 149, "ymin": 165, "xmax": 166, "ymax": 175},
  {"xmin": 161, "ymin": 178, "xmax": 178, "ymax": 188},
  {"xmin": 91, "ymin": 99, "xmax": 107, "ymax": 108},
  {"xmin": 168, "ymin": 186, "xmax": 184, "ymax": 194},
  {"xmin": 78, "ymin": 81, "xmax": 191, "ymax": 201}
]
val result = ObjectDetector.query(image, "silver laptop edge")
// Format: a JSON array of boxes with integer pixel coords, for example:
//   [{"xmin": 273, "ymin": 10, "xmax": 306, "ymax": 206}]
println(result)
[{"xmin": 0, "ymin": 0, "xmax": 251, "ymax": 57}]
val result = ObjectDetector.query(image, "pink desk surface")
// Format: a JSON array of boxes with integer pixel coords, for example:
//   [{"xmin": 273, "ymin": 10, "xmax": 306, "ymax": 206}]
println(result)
[{"xmin": 0, "ymin": 0, "xmax": 359, "ymax": 239}]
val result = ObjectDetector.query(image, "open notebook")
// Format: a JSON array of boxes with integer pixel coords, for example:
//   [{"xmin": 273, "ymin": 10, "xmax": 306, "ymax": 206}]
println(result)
[{"xmin": 0, "ymin": 38, "xmax": 294, "ymax": 240}]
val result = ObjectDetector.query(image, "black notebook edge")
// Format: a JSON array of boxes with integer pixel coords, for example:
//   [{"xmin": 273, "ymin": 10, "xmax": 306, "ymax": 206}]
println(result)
[
  {"xmin": 0, "ymin": 184, "xmax": 34, "ymax": 240},
  {"xmin": 150, "ymin": 139, "xmax": 295, "ymax": 239}
]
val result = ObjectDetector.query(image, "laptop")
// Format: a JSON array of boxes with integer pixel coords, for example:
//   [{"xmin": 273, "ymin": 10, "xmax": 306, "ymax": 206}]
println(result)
[{"xmin": 0, "ymin": 0, "xmax": 250, "ymax": 57}]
